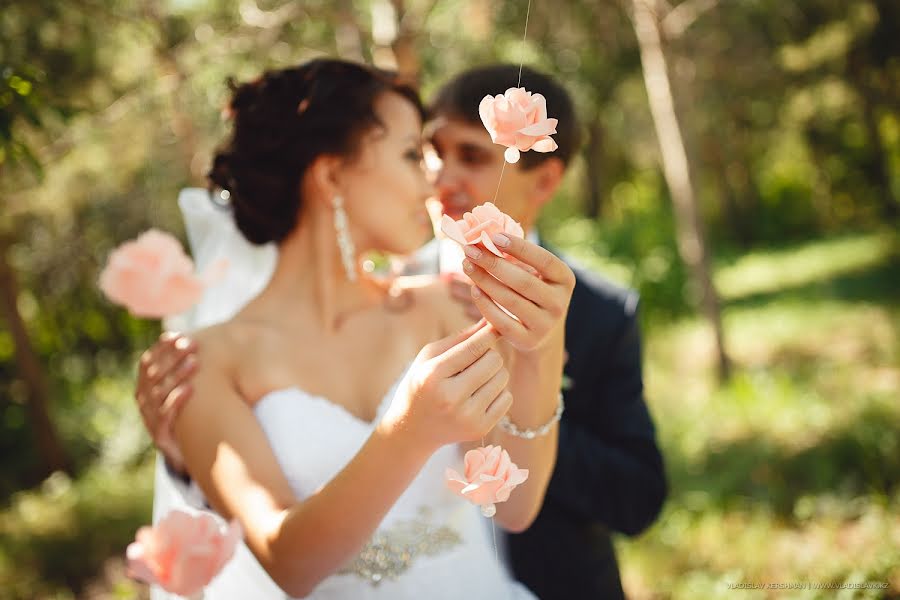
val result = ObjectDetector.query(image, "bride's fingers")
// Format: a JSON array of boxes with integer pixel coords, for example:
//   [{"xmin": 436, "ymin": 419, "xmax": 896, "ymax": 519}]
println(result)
[
  {"xmin": 487, "ymin": 234, "xmax": 574, "ymax": 286},
  {"xmin": 431, "ymin": 321, "xmax": 499, "ymax": 377},
  {"xmin": 420, "ymin": 318, "xmax": 488, "ymax": 361},
  {"xmin": 463, "ymin": 260, "xmax": 542, "ymax": 327},
  {"xmin": 466, "ymin": 366, "xmax": 510, "ymax": 413},
  {"xmin": 483, "ymin": 389, "xmax": 514, "ymax": 428},
  {"xmin": 452, "ymin": 347, "xmax": 505, "ymax": 397},
  {"xmin": 463, "ymin": 246, "xmax": 551, "ymax": 306},
  {"xmin": 470, "ymin": 284, "xmax": 529, "ymax": 342}
]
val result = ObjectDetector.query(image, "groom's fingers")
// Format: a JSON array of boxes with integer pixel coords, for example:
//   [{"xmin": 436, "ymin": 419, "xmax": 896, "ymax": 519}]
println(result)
[
  {"xmin": 156, "ymin": 354, "xmax": 198, "ymax": 417},
  {"xmin": 144, "ymin": 332, "xmax": 197, "ymax": 389},
  {"xmin": 161, "ymin": 382, "xmax": 193, "ymax": 423}
]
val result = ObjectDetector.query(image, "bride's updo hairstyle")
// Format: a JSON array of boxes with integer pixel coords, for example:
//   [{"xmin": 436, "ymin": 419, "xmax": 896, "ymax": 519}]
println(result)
[{"xmin": 208, "ymin": 59, "xmax": 423, "ymax": 245}]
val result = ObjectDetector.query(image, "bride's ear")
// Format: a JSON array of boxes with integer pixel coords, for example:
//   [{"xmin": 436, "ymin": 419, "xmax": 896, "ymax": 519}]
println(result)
[{"xmin": 306, "ymin": 154, "xmax": 344, "ymax": 202}]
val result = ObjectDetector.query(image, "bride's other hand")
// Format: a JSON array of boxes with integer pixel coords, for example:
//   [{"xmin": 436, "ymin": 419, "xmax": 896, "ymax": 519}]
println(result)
[
  {"xmin": 381, "ymin": 319, "xmax": 512, "ymax": 451},
  {"xmin": 461, "ymin": 234, "xmax": 575, "ymax": 353},
  {"xmin": 136, "ymin": 331, "xmax": 199, "ymax": 473}
]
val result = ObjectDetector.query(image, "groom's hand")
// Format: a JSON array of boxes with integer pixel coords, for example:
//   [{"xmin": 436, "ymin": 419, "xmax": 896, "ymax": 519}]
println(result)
[{"xmin": 135, "ymin": 331, "xmax": 199, "ymax": 474}]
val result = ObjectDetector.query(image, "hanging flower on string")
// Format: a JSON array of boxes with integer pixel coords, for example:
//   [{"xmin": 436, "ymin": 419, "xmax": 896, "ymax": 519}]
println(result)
[
  {"xmin": 99, "ymin": 228, "xmax": 227, "ymax": 318},
  {"xmin": 440, "ymin": 202, "xmax": 524, "ymax": 259},
  {"xmin": 446, "ymin": 445, "xmax": 529, "ymax": 517},
  {"xmin": 127, "ymin": 509, "xmax": 242, "ymax": 599},
  {"xmin": 479, "ymin": 87, "xmax": 558, "ymax": 164}
]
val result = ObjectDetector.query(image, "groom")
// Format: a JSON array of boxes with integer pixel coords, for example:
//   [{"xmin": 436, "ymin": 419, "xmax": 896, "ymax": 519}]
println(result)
[{"xmin": 136, "ymin": 65, "xmax": 667, "ymax": 599}]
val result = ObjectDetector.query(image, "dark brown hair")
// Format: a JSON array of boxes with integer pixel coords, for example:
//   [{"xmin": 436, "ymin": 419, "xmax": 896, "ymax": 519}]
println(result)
[
  {"xmin": 428, "ymin": 64, "xmax": 580, "ymax": 169},
  {"xmin": 208, "ymin": 59, "xmax": 424, "ymax": 245}
]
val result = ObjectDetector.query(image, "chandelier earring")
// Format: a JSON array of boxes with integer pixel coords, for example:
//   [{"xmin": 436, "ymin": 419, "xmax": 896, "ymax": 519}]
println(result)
[{"xmin": 332, "ymin": 195, "xmax": 357, "ymax": 282}]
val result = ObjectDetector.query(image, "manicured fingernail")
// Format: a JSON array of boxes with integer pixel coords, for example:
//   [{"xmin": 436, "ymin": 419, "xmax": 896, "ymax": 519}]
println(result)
[
  {"xmin": 462, "ymin": 259, "xmax": 474, "ymax": 273},
  {"xmin": 464, "ymin": 245, "xmax": 482, "ymax": 259},
  {"xmin": 175, "ymin": 337, "xmax": 191, "ymax": 350},
  {"xmin": 471, "ymin": 286, "xmax": 482, "ymax": 298},
  {"xmin": 492, "ymin": 233, "xmax": 510, "ymax": 248}
]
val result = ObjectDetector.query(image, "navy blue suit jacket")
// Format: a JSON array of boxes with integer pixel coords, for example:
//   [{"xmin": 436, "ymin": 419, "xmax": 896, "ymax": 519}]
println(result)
[{"xmin": 506, "ymin": 254, "xmax": 667, "ymax": 599}]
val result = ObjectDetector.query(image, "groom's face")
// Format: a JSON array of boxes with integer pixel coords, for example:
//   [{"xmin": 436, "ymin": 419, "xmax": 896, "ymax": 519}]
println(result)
[{"xmin": 427, "ymin": 117, "xmax": 546, "ymax": 229}]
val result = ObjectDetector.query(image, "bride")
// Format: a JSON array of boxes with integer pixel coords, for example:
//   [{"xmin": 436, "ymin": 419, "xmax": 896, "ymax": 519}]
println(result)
[{"xmin": 160, "ymin": 58, "xmax": 574, "ymax": 599}]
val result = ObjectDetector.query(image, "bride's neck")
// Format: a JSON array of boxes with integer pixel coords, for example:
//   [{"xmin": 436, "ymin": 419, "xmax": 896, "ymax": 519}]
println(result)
[{"xmin": 258, "ymin": 208, "xmax": 380, "ymax": 333}]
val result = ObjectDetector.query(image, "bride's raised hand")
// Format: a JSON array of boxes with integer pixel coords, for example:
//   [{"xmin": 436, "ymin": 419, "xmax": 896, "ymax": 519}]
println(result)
[
  {"xmin": 380, "ymin": 319, "xmax": 513, "ymax": 452},
  {"xmin": 461, "ymin": 234, "xmax": 576, "ymax": 353}
]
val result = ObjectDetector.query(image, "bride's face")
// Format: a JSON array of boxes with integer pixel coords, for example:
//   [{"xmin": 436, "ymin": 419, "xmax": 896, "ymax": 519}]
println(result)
[{"xmin": 337, "ymin": 92, "xmax": 434, "ymax": 256}]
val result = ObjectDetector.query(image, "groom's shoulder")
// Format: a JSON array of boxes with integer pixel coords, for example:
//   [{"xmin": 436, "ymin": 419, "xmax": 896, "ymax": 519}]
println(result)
[{"xmin": 555, "ymin": 251, "xmax": 639, "ymax": 327}]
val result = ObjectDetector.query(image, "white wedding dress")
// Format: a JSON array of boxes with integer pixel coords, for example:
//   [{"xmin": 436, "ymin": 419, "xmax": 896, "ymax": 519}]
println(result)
[{"xmin": 152, "ymin": 189, "xmax": 535, "ymax": 599}]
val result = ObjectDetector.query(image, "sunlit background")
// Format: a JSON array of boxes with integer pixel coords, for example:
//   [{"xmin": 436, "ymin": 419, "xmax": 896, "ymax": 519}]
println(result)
[{"xmin": 1, "ymin": 1, "xmax": 898, "ymax": 598}]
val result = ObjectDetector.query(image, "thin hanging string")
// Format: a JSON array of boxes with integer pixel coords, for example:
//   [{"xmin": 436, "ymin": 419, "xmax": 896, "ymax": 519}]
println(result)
[
  {"xmin": 486, "ymin": 0, "xmax": 533, "ymax": 569},
  {"xmin": 490, "ymin": 0, "xmax": 533, "ymax": 205},
  {"xmin": 517, "ymin": 0, "xmax": 533, "ymax": 87}
]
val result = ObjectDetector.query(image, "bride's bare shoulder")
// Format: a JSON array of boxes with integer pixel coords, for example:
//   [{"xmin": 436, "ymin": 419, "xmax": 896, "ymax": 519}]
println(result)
[
  {"xmin": 189, "ymin": 317, "xmax": 278, "ymax": 363},
  {"xmin": 392, "ymin": 275, "xmax": 472, "ymax": 335}
]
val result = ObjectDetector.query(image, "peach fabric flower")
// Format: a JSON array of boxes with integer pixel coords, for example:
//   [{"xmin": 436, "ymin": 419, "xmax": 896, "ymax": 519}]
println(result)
[
  {"xmin": 445, "ymin": 445, "xmax": 529, "ymax": 517},
  {"xmin": 479, "ymin": 87, "xmax": 558, "ymax": 164},
  {"xmin": 440, "ymin": 202, "xmax": 525, "ymax": 258},
  {"xmin": 99, "ymin": 229, "xmax": 226, "ymax": 318},
  {"xmin": 127, "ymin": 510, "xmax": 242, "ymax": 597}
]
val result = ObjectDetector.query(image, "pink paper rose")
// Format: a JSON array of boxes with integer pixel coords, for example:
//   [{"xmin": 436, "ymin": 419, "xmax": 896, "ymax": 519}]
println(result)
[
  {"xmin": 99, "ymin": 229, "xmax": 225, "ymax": 318},
  {"xmin": 440, "ymin": 202, "xmax": 525, "ymax": 258},
  {"xmin": 479, "ymin": 87, "xmax": 558, "ymax": 163},
  {"xmin": 127, "ymin": 510, "xmax": 242, "ymax": 597},
  {"xmin": 445, "ymin": 445, "xmax": 529, "ymax": 517}
]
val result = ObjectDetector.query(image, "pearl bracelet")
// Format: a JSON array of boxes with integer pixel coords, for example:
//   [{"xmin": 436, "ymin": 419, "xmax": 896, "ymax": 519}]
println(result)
[{"xmin": 497, "ymin": 393, "xmax": 565, "ymax": 439}]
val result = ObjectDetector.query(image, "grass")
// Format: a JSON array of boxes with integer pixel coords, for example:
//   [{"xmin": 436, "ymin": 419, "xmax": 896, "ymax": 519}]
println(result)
[
  {"xmin": 618, "ymin": 229, "xmax": 900, "ymax": 599},
  {"xmin": 0, "ymin": 229, "xmax": 897, "ymax": 599},
  {"xmin": 0, "ymin": 460, "xmax": 153, "ymax": 599}
]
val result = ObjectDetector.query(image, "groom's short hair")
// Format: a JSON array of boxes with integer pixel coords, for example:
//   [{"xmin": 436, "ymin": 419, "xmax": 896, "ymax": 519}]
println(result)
[{"xmin": 428, "ymin": 64, "xmax": 581, "ymax": 170}]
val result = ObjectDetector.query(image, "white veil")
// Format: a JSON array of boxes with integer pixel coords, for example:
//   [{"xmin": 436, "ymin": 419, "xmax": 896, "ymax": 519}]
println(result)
[{"xmin": 152, "ymin": 188, "xmax": 285, "ymax": 599}]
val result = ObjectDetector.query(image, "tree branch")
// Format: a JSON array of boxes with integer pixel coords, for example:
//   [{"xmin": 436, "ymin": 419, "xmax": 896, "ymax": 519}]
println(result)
[
  {"xmin": 661, "ymin": 0, "xmax": 718, "ymax": 38},
  {"xmin": 238, "ymin": 0, "xmax": 302, "ymax": 29}
]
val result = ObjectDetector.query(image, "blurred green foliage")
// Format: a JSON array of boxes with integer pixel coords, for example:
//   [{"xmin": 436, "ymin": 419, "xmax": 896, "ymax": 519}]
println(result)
[
  {"xmin": 617, "ymin": 230, "xmax": 899, "ymax": 598},
  {"xmin": 0, "ymin": 0, "xmax": 897, "ymax": 597}
]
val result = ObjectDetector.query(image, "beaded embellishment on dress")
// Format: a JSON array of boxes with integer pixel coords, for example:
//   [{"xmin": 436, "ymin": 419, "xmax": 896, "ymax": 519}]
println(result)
[{"xmin": 338, "ymin": 507, "xmax": 462, "ymax": 585}]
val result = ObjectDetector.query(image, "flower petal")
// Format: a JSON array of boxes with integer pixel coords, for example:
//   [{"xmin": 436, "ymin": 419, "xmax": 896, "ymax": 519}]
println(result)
[
  {"xmin": 519, "ymin": 118, "xmax": 558, "ymax": 137},
  {"xmin": 440, "ymin": 215, "xmax": 469, "ymax": 246},
  {"xmin": 531, "ymin": 138, "xmax": 559, "ymax": 153},
  {"xmin": 480, "ymin": 231, "xmax": 505, "ymax": 257}
]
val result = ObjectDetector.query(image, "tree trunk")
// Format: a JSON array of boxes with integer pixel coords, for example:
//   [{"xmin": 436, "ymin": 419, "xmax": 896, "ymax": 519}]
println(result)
[
  {"xmin": 711, "ymin": 136, "xmax": 753, "ymax": 248},
  {"xmin": 335, "ymin": 0, "xmax": 366, "ymax": 62},
  {"xmin": 584, "ymin": 118, "xmax": 605, "ymax": 218},
  {"xmin": 155, "ymin": 50, "xmax": 200, "ymax": 179},
  {"xmin": 631, "ymin": 0, "xmax": 731, "ymax": 380},
  {"xmin": 0, "ymin": 231, "xmax": 70, "ymax": 476},
  {"xmin": 142, "ymin": 0, "xmax": 200, "ymax": 179},
  {"xmin": 858, "ymin": 95, "xmax": 898, "ymax": 221},
  {"xmin": 367, "ymin": 0, "xmax": 421, "ymax": 81}
]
